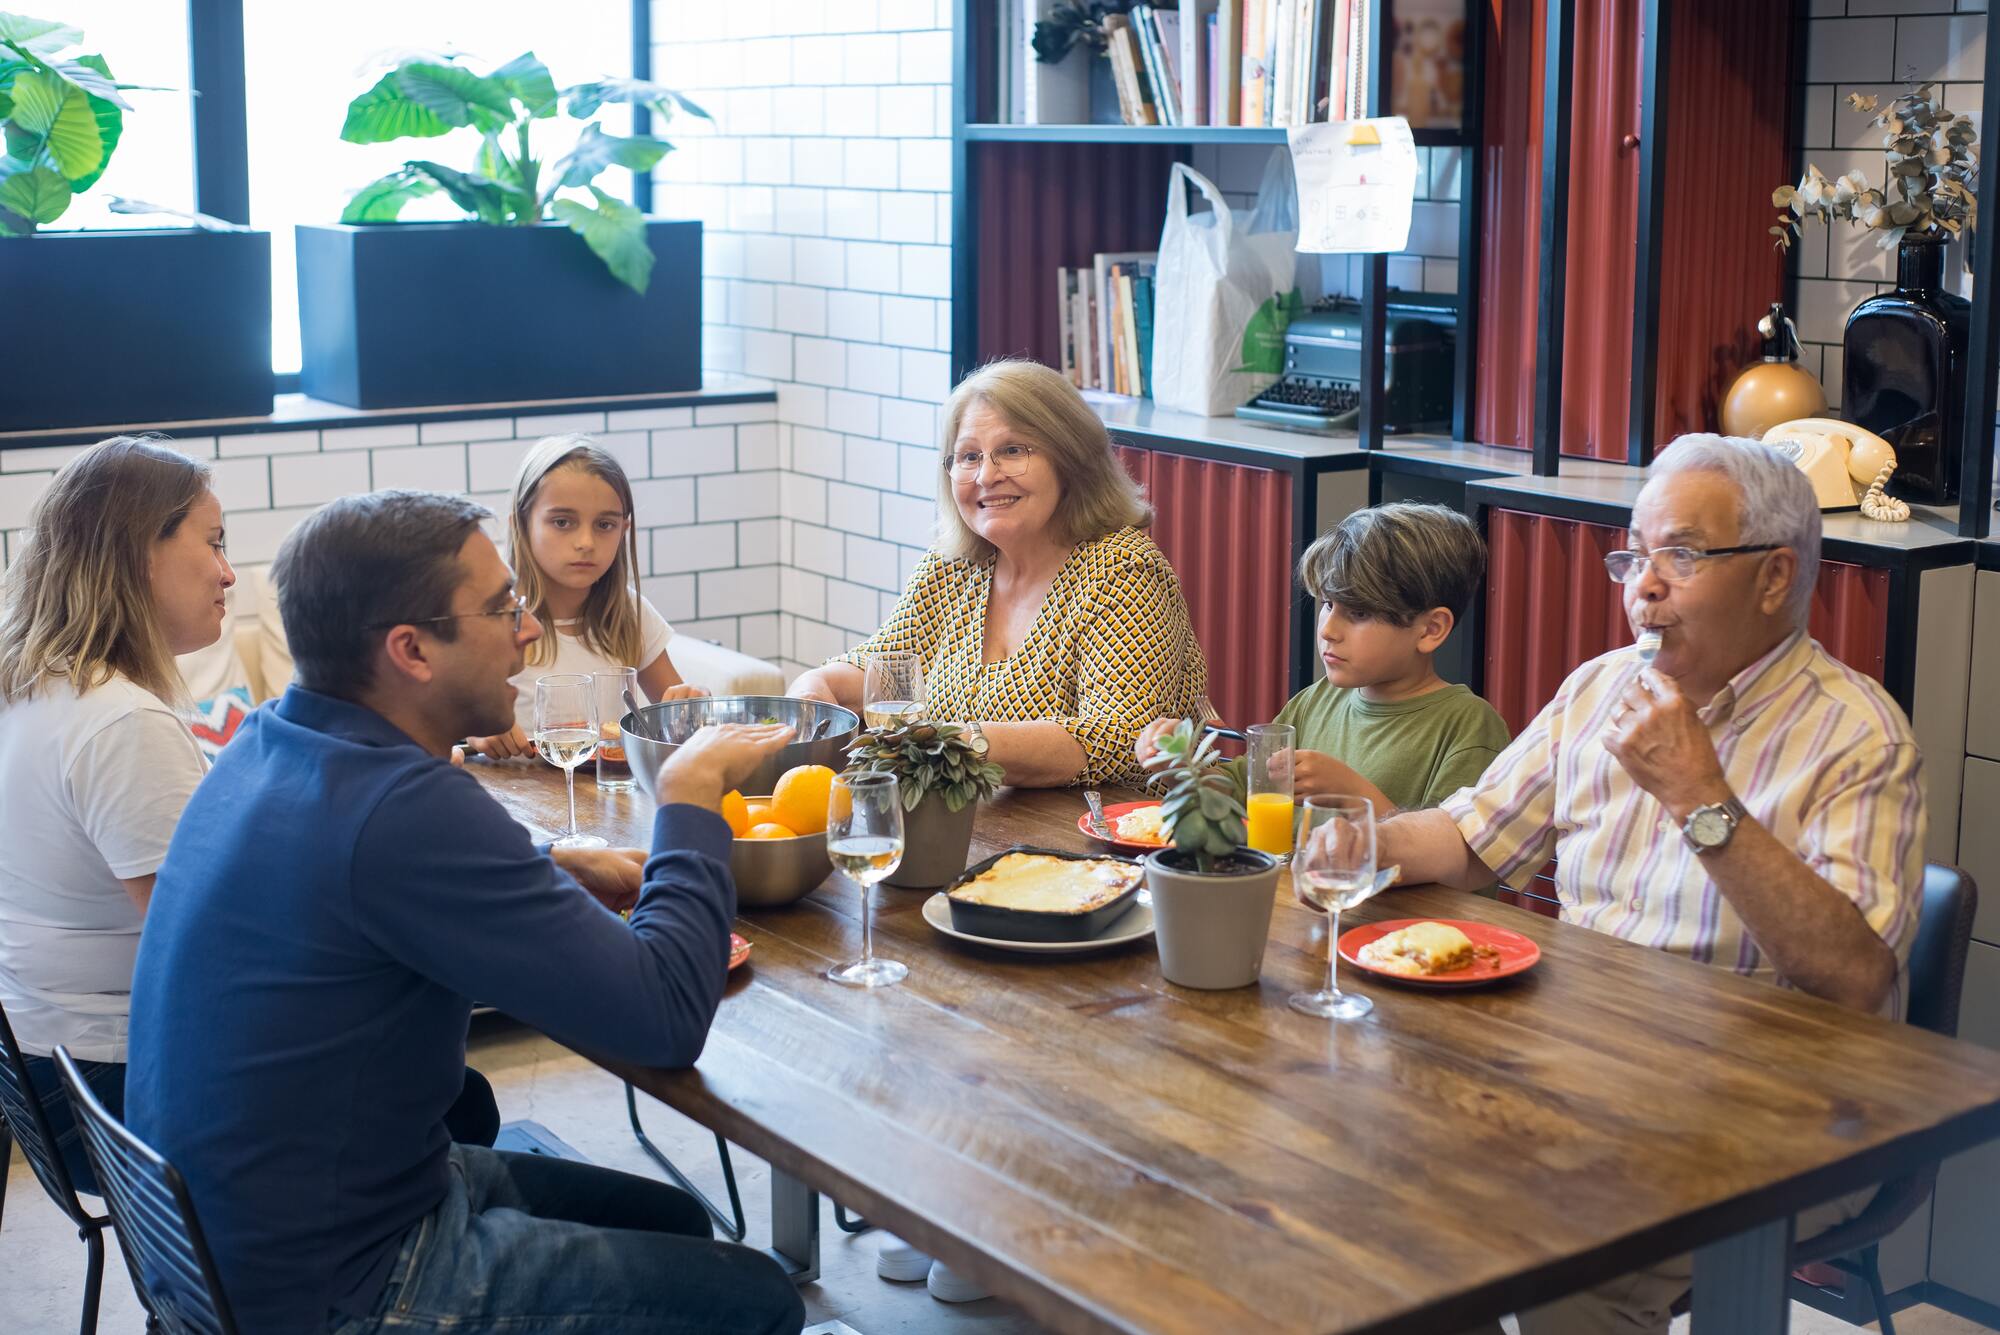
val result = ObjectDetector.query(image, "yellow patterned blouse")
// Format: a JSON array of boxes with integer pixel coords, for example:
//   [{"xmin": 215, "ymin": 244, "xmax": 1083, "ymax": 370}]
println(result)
[{"xmin": 830, "ymin": 527, "xmax": 1208, "ymax": 786}]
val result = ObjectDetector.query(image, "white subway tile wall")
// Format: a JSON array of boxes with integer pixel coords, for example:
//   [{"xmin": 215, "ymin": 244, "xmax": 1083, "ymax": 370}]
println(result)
[
  {"xmin": 1793, "ymin": 3, "xmax": 1985, "ymax": 409},
  {"xmin": 653, "ymin": 0, "xmax": 958, "ymax": 676}
]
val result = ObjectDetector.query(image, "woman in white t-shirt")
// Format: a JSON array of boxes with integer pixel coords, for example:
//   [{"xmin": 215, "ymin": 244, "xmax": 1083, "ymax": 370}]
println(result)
[
  {"xmin": 465, "ymin": 434, "xmax": 705, "ymax": 758},
  {"xmin": 0, "ymin": 436, "xmax": 232, "ymax": 1192}
]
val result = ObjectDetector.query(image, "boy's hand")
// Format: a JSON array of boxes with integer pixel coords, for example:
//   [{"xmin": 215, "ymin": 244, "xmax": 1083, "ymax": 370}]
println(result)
[
  {"xmin": 1287, "ymin": 749, "xmax": 1358, "ymax": 800},
  {"xmin": 466, "ymin": 725, "xmax": 533, "ymax": 760},
  {"xmin": 1134, "ymin": 716, "xmax": 1179, "ymax": 763}
]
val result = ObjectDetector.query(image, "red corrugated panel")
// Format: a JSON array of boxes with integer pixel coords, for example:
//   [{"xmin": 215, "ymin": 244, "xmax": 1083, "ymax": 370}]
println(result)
[
  {"xmin": 1139, "ymin": 450, "xmax": 1295, "ymax": 731},
  {"xmin": 1654, "ymin": 0, "xmax": 1791, "ymax": 442},
  {"xmin": 1473, "ymin": 0, "xmax": 1543, "ymax": 450},
  {"xmin": 974, "ymin": 142, "xmax": 1179, "ymax": 367},
  {"xmin": 1483, "ymin": 510, "xmax": 1892, "ymax": 734}
]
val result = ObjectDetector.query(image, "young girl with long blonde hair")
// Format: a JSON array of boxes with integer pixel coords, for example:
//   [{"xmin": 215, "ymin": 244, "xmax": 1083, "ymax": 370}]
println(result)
[{"xmin": 466, "ymin": 434, "xmax": 702, "ymax": 757}]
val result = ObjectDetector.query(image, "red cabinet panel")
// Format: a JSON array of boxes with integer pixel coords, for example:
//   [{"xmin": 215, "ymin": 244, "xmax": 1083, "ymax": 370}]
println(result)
[{"xmin": 1483, "ymin": 509, "xmax": 1891, "ymax": 734}]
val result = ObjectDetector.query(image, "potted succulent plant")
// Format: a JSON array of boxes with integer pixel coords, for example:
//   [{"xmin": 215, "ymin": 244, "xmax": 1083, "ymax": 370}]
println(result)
[
  {"xmin": 297, "ymin": 51, "xmax": 706, "ymax": 408},
  {"xmin": 1141, "ymin": 719, "xmax": 1281, "ymax": 989},
  {"xmin": 845, "ymin": 721, "xmax": 1004, "ymax": 888},
  {"xmin": 0, "ymin": 11, "xmax": 272, "ymax": 429},
  {"xmin": 1770, "ymin": 83, "xmax": 1977, "ymax": 503}
]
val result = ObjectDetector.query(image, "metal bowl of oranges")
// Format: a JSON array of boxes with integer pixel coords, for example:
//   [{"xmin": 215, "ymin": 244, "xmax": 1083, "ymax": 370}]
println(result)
[
  {"xmin": 722, "ymin": 765, "xmax": 837, "ymax": 909},
  {"xmin": 623, "ymin": 696, "xmax": 857, "ymax": 803}
]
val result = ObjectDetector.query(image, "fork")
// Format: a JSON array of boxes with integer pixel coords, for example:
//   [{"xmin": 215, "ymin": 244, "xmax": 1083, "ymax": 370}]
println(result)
[{"xmin": 1083, "ymin": 790, "xmax": 1113, "ymax": 839}]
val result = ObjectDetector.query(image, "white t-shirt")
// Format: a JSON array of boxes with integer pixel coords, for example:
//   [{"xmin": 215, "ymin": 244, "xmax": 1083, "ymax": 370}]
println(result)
[
  {"xmin": 508, "ymin": 596, "xmax": 673, "ymax": 732},
  {"xmin": 0, "ymin": 674, "xmax": 207, "ymax": 1060}
]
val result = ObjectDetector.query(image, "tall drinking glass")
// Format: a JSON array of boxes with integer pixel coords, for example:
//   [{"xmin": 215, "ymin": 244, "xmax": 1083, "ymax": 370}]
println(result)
[
  {"xmin": 1245, "ymin": 723, "xmax": 1296, "ymax": 860},
  {"xmin": 825, "ymin": 772, "xmax": 907, "ymax": 988},
  {"xmin": 535, "ymin": 673, "xmax": 606, "ymax": 849},
  {"xmin": 1289, "ymin": 795, "xmax": 1379, "ymax": 1020},
  {"xmin": 593, "ymin": 666, "xmax": 639, "ymax": 792},
  {"xmin": 862, "ymin": 651, "xmax": 927, "ymax": 730}
]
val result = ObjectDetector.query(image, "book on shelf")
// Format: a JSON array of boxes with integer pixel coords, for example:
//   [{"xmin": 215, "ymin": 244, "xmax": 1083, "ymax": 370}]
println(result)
[
  {"xmin": 1181, "ymin": 1, "xmax": 1215, "ymax": 128},
  {"xmin": 1067, "ymin": 251, "xmax": 1156, "ymax": 396},
  {"xmin": 1215, "ymin": 0, "xmax": 1242, "ymax": 126},
  {"xmin": 1103, "ymin": 15, "xmax": 1159, "ymax": 126},
  {"xmin": 1132, "ymin": 6, "xmax": 1177, "ymax": 127}
]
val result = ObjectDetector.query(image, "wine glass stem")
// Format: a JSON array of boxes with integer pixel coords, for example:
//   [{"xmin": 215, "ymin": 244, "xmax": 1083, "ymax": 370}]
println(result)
[
  {"xmin": 565, "ymin": 763, "xmax": 579, "ymax": 840},
  {"xmin": 859, "ymin": 878, "xmax": 875, "ymax": 965},
  {"xmin": 1327, "ymin": 906, "xmax": 1341, "ymax": 997}
]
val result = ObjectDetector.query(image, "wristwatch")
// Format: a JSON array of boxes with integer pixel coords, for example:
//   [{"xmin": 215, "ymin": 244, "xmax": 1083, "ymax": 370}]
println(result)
[{"xmin": 1680, "ymin": 796, "xmax": 1748, "ymax": 854}]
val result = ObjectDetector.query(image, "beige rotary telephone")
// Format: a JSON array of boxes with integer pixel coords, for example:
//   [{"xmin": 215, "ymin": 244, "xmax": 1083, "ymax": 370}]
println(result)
[{"xmin": 1760, "ymin": 417, "xmax": 1910, "ymax": 521}]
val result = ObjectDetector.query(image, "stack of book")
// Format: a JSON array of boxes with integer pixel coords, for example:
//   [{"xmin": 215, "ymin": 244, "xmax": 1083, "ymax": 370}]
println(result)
[{"xmin": 1057, "ymin": 251, "xmax": 1158, "ymax": 398}]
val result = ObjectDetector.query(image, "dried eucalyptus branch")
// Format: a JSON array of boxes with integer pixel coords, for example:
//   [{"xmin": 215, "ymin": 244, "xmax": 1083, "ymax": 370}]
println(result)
[{"xmin": 1770, "ymin": 82, "xmax": 1978, "ymax": 257}]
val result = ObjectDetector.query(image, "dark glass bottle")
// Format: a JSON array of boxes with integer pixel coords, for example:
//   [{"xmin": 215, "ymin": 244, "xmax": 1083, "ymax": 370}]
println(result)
[{"xmin": 1841, "ymin": 234, "xmax": 1970, "ymax": 504}]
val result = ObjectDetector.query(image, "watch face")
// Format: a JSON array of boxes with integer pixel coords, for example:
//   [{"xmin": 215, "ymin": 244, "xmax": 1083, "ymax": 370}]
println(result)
[{"xmin": 1689, "ymin": 808, "xmax": 1731, "ymax": 847}]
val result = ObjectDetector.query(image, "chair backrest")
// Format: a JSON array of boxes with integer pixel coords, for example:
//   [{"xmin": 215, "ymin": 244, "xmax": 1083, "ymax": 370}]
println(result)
[
  {"xmin": 53, "ymin": 1047, "xmax": 239, "ymax": 1335},
  {"xmin": 1907, "ymin": 863, "xmax": 1978, "ymax": 1039},
  {"xmin": 0, "ymin": 999, "xmax": 92, "ymax": 1224}
]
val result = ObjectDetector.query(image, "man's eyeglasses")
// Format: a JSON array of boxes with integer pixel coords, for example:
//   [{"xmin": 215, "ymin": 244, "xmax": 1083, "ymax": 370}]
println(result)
[
  {"xmin": 943, "ymin": 443, "xmax": 1037, "ymax": 477},
  {"xmin": 367, "ymin": 595, "xmax": 529, "ymax": 632},
  {"xmin": 1603, "ymin": 545, "xmax": 1780, "ymax": 585}
]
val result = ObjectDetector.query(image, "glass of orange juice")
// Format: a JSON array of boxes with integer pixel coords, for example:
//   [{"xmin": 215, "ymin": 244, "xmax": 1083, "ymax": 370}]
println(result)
[{"xmin": 1244, "ymin": 723, "xmax": 1295, "ymax": 862}]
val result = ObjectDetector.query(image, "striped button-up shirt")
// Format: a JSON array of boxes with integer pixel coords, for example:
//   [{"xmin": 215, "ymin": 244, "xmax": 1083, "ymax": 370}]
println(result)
[{"xmin": 1441, "ymin": 632, "xmax": 1925, "ymax": 1013}]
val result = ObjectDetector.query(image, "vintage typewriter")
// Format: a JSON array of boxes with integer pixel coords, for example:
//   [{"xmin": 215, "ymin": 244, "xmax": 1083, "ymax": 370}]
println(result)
[{"xmin": 1236, "ymin": 291, "xmax": 1457, "ymax": 434}]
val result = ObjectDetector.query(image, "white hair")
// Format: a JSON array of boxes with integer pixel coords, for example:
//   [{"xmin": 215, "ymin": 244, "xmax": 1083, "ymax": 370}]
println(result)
[{"xmin": 1646, "ymin": 433, "xmax": 1821, "ymax": 628}]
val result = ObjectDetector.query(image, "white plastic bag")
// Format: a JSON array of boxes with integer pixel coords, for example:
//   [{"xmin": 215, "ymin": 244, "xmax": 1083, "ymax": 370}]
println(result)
[{"xmin": 1149, "ymin": 152, "xmax": 1302, "ymax": 417}]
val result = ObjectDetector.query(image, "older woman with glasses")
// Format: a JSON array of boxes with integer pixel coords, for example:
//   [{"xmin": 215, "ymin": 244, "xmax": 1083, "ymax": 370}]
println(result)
[{"xmin": 790, "ymin": 358, "xmax": 1208, "ymax": 790}]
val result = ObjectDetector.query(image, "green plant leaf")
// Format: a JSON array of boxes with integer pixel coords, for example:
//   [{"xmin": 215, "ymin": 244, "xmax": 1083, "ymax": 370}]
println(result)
[
  {"xmin": 0, "ymin": 161, "xmax": 70, "ymax": 222},
  {"xmin": 341, "ymin": 69, "xmax": 454, "ymax": 144},
  {"xmin": 562, "ymin": 76, "xmax": 710, "ymax": 123},
  {"xmin": 64, "ymin": 55, "xmax": 120, "ymax": 192},
  {"xmin": 551, "ymin": 187, "xmax": 653, "ymax": 293},
  {"xmin": 339, "ymin": 167, "xmax": 438, "ymax": 222},
  {"xmin": 492, "ymin": 52, "xmax": 558, "ymax": 117},
  {"xmin": 554, "ymin": 124, "xmax": 673, "ymax": 190},
  {"xmin": 406, "ymin": 159, "xmax": 512, "ymax": 223},
  {"xmin": 47, "ymin": 56, "xmax": 131, "ymax": 110},
  {"xmin": 8, "ymin": 69, "xmax": 99, "ymax": 180},
  {"xmin": 395, "ymin": 62, "xmax": 517, "ymax": 132},
  {"xmin": 0, "ymin": 12, "xmax": 80, "ymax": 54}
]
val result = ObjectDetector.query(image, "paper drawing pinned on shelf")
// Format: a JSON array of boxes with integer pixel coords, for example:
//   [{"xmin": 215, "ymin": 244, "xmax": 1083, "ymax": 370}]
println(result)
[{"xmin": 1288, "ymin": 117, "xmax": 1419, "ymax": 254}]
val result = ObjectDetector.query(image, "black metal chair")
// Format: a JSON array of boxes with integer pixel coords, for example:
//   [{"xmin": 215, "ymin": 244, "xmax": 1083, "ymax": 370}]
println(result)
[
  {"xmin": 53, "ymin": 1046, "xmax": 239, "ymax": 1335},
  {"xmin": 0, "ymin": 1002, "xmax": 113, "ymax": 1335},
  {"xmin": 1673, "ymin": 863, "xmax": 1978, "ymax": 1335}
]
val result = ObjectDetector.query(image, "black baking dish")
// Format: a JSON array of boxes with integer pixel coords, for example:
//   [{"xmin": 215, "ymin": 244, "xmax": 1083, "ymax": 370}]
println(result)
[{"xmin": 944, "ymin": 846, "xmax": 1144, "ymax": 943}]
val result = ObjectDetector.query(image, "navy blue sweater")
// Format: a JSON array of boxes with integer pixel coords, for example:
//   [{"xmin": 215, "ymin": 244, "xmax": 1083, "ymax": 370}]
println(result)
[{"xmin": 127, "ymin": 688, "xmax": 734, "ymax": 1334}]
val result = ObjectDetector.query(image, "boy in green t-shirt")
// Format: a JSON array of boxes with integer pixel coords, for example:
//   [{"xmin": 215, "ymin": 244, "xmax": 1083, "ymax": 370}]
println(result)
[{"xmin": 1137, "ymin": 502, "xmax": 1510, "ymax": 815}]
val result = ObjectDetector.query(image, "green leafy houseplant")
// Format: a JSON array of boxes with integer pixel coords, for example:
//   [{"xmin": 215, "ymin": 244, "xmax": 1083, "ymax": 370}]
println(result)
[
  {"xmin": 0, "ymin": 11, "xmax": 134, "ymax": 234},
  {"xmin": 845, "ymin": 721, "xmax": 1004, "ymax": 814},
  {"xmin": 1142, "ymin": 719, "xmax": 1249, "ymax": 873},
  {"xmin": 1770, "ymin": 83, "xmax": 1979, "ymax": 255},
  {"xmin": 337, "ymin": 52, "xmax": 708, "ymax": 293}
]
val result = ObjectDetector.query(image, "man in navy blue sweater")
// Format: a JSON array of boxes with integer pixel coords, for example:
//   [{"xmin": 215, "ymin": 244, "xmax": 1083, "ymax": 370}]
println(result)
[{"xmin": 127, "ymin": 490, "xmax": 805, "ymax": 1335}]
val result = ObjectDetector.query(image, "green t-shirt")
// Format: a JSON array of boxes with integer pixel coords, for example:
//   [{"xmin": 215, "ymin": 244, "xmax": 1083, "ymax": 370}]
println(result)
[{"xmin": 1269, "ymin": 679, "xmax": 1512, "ymax": 813}]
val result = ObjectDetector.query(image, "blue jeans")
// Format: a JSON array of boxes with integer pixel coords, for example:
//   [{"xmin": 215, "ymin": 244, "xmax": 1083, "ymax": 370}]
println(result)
[
  {"xmin": 329, "ymin": 1145, "xmax": 804, "ymax": 1335},
  {"xmin": 20, "ymin": 1053, "xmax": 122, "ymax": 1197}
]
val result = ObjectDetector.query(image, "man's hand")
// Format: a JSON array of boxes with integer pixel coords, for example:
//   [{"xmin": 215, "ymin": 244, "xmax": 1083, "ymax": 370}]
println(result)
[
  {"xmin": 655, "ymin": 723, "xmax": 797, "ymax": 811},
  {"xmin": 466, "ymin": 724, "xmax": 533, "ymax": 760},
  {"xmin": 552, "ymin": 845, "xmax": 648, "ymax": 913},
  {"xmin": 1602, "ymin": 668, "xmax": 1732, "ymax": 821}
]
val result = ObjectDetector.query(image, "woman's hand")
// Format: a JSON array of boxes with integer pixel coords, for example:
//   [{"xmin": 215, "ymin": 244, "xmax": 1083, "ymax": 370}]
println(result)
[
  {"xmin": 1134, "ymin": 716, "xmax": 1179, "ymax": 764},
  {"xmin": 787, "ymin": 669, "xmax": 840, "ymax": 706},
  {"xmin": 465, "ymin": 725, "xmax": 533, "ymax": 760}
]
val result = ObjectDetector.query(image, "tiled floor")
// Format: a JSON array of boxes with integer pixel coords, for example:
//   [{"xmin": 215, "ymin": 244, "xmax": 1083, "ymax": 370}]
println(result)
[{"xmin": 2, "ymin": 1017, "xmax": 1990, "ymax": 1335}]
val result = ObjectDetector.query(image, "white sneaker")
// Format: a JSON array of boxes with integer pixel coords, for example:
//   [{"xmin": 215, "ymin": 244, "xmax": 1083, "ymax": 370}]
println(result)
[
  {"xmin": 927, "ymin": 1259, "xmax": 990, "ymax": 1303},
  {"xmin": 875, "ymin": 1233, "xmax": 933, "ymax": 1282}
]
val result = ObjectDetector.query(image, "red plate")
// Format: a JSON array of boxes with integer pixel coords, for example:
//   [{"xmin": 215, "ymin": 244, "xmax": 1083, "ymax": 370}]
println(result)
[
  {"xmin": 729, "ymin": 933, "xmax": 752, "ymax": 971},
  {"xmin": 1077, "ymin": 800, "xmax": 1169, "ymax": 853},
  {"xmin": 1337, "ymin": 918, "xmax": 1540, "ymax": 986}
]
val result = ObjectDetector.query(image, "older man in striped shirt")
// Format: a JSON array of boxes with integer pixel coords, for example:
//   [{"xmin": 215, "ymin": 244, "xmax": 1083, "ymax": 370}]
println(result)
[{"xmin": 1380, "ymin": 435, "xmax": 1925, "ymax": 1335}]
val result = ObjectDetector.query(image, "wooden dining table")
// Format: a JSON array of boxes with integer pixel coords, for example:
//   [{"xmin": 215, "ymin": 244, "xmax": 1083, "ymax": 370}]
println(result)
[{"xmin": 472, "ymin": 761, "xmax": 2000, "ymax": 1335}]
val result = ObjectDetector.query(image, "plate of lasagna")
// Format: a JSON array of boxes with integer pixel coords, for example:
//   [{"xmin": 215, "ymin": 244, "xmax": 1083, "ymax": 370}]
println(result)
[
  {"xmin": 1077, "ymin": 799, "xmax": 1170, "ymax": 851},
  {"xmin": 925, "ymin": 847, "xmax": 1154, "ymax": 954},
  {"xmin": 1336, "ymin": 918, "xmax": 1539, "ymax": 986}
]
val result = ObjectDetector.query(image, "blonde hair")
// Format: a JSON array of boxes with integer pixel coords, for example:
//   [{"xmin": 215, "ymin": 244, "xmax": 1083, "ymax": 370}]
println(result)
[
  {"xmin": 933, "ymin": 359, "xmax": 1151, "ymax": 563},
  {"xmin": 0, "ymin": 435, "xmax": 211, "ymax": 705},
  {"xmin": 508, "ymin": 434, "xmax": 645, "ymax": 669}
]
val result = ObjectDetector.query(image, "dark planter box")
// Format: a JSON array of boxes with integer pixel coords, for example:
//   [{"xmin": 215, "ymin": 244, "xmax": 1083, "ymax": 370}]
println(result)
[
  {"xmin": 297, "ymin": 220, "xmax": 701, "ymax": 409},
  {"xmin": 0, "ymin": 229, "xmax": 273, "ymax": 431}
]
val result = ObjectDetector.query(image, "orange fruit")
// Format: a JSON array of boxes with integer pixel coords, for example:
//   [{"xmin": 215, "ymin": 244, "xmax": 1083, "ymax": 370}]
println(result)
[
  {"xmin": 772, "ymin": 764, "xmax": 837, "ymax": 835},
  {"xmin": 744, "ymin": 822, "xmax": 799, "ymax": 840},
  {"xmin": 743, "ymin": 801, "xmax": 776, "ymax": 828},
  {"xmin": 720, "ymin": 790, "xmax": 750, "ymax": 838}
]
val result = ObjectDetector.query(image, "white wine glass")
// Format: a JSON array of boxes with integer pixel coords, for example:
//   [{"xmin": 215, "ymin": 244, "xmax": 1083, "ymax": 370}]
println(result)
[
  {"xmin": 535, "ymin": 673, "xmax": 606, "ymax": 850},
  {"xmin": 826, "ymin": 772, "xmax": 907, "ymax": 988},
  {"xmin": 1289, "ymin": 795, "xmax": 1378, "ymax": 1020},
  {"xmin": 862, "ymin": 651, "xmax": 927, "ymax": 731}
]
